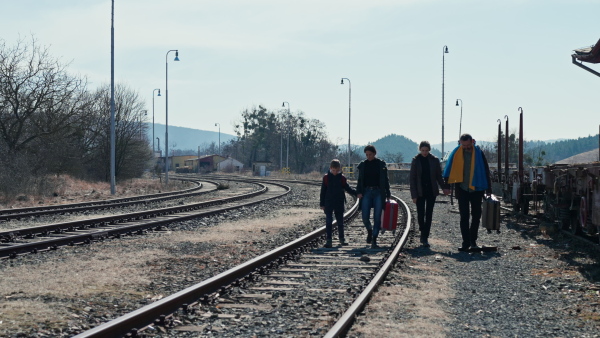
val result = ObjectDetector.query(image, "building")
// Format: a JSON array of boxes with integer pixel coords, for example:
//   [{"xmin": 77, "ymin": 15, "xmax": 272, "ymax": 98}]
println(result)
[
  {"xmin": 184, "ymin": 155, "xmax": 227, "ymax": 172},
  {"xmin": 252, "ymin": 161, "xmax": 272, "ymax": 176},
  {"xmin": 169, "ymin": 155, "xmax": 197, "ymax": 172},
  {"xmin": 217, "ymin": 157, "xmax": 244, "ymax": 172}
]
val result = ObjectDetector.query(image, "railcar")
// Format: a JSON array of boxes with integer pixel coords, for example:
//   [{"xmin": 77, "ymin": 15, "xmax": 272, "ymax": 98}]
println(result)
[{"xmin": 494, "ymin": 109, "xmax": 599, "ymax": 243}]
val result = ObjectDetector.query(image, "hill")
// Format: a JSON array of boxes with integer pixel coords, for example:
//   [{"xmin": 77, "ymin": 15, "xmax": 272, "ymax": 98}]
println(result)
[
  {"xmin": 364, "ymin": 133, "xmax": 600, "ymax": 165},
  {"xmin": 367, "ymin": 134, "xmax": 442, "ymax": 163},
  {"xmin": 148, "ymin": 123, "xmax": 237, "ymax": 152},
  {"xmin": 555, "ymin": 148, "xmax": 599, "ymax": 164},
  {"xmin": 536, "ymin": 135, "xmax": 599, "ymax": 163}
]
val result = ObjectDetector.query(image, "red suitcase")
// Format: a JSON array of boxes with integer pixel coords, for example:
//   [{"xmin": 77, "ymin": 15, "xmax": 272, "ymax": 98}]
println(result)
[{"xmin": 381, "ymin": 200, "xmax": 399, "ymax": 231}]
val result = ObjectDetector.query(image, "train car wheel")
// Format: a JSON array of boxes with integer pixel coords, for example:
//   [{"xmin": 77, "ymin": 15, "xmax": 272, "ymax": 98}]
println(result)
[
  {"xmin": 570, "ymin": 211, "xmax": 583, "ymax": 235},
  {"xmin": 579, "ymin": 197, "xmax": 587, "ymax": 230},
  {"xmin": 521, "ymin": 199, "xmax": 529, "ymax": 215}
]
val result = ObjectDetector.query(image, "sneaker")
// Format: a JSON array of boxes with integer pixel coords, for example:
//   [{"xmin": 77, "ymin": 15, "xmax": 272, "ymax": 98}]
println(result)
[
  {"xmin": 339, "ymin": 239, "xmax": 349, "ymax": 246},
  {"xmin": 422, "ymin": 240, "xmax": 430, "ymax": 248},
  {"xmin": 458, "ymin": 245, "xmax": 469, "ymax": 251},
  {"xmin": 324, "ymin": 240, "xmax": 332, "ymax": 248},
  {"xmin": 366, "ymin": 233, "xmax": 372, "ymax": 244},
  {"xmin": 469, "ymin": 244, "xmax": 480, "ymax": 250}
]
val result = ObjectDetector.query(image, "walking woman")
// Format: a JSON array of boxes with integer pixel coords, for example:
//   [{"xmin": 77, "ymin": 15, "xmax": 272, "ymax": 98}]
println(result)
[
  {"xmin": 410, "ymin": 140, "xmax": 450, "ymax": 247},
  {"xmin": 356, "ymin": 145, "xmax": 391, "ymax": 249}
]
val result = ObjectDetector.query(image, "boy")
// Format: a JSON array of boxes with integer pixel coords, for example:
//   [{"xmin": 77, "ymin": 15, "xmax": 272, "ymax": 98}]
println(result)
[{"xmin": 320, "ymin": 159, "xmax": 357, "ymax": 248}]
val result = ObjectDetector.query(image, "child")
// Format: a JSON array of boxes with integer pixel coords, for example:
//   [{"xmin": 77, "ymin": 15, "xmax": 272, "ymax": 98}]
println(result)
[{"xmin": 320, "ymin": 159, "xmax": 357, "ymax": 248}]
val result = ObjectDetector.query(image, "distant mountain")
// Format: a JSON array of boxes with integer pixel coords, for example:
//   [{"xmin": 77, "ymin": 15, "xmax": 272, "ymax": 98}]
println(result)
[
  {"xmin": 148, "ymin": 123, "xmax": 237, "ymax": 152},
  {"xmin": 367, "ymin": 134, "xmax": 441, "ymax": 163},
  {"xmin": 365, "ymin": 134, "xmax": 600, "ymax": 165}
]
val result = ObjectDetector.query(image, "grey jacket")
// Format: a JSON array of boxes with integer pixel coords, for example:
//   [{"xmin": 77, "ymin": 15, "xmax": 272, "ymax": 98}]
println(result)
[{"xmin": 409, "ymin": 154, "xmax": 449, "ymax": 199}]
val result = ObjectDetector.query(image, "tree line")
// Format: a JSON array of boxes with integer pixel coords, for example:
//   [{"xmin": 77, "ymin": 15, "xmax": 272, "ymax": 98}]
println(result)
[
  {"xmin": 0, "ymin": 37, "xmax": 152, "ymax": 199},
  {"xmin": 219, "ymin": 105, "xmax": 344, "ymax": 173},
  {"xmin": 480, "ymin": 132, "xmax": 599, "ymax": 167}
]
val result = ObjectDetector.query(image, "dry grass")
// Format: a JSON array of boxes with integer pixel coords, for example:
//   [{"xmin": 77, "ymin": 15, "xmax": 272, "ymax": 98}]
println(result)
[
  {"xmin": 0, "ymin": 207, "xmax": 322, "ymax": 330},
  {"xmin": 0, "ymin": 250, "xmax": 162, "ymax": 297},
  {"xmin": 0, "ymin": 249, "xmax": 162, "ymax": 332},
  {"xmin": 0, "ymin": 299, "xmax": 72, "ymax": 331},
  {"xmin": 198, "ymin": 208, "xmax": 322, "ymax": 242}
]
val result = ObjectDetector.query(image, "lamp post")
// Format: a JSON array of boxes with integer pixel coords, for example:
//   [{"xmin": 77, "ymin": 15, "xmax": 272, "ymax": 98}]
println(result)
[
  {"xmin": 214, "ymin": 123, "xmax": 221, "ymax": 155},
  {"xmin": 164, "ymin": 49, "xmax": 180, "ymax": 185},
  {"xmin": 279, "ymin": 113, "xmax": 283, "ymax": 170},
  {"xmin": 340, "ymin": 78, "xmax": 351, "ymax": 169},
  {"xmin": 282, "ymin": 102, "xmax": 290, "ymax": 168},
  {"xmin": 156, "ymin": 137, "xmax": 160, "ymax": 155},
  {"xmin": 518, "ymin": 107, "xmax": 524, "ymax": 185},
  {"xmin": 504, "ymin": 115, "xmax": 509, "ymax": 185},
  {"xmin": 497, "ymin": 119, "xmax": 502, "ymax": 184},
  {"xmin": 152, "ymin": 89, "xmax": 161, "ymax": 154},
  {"xmin": 110, "ymin": 0, "xmax": 116, "ymax": 194},
  {"xmin": 455, "ymin": 99, "xmax": 463, "ymax": 138},
  {"xmin": 140, "ymin": 110, "xmax": 147, "ymax": 139},
  {"xmin": 442, "ymin": 45, "xmax": 449, "ymax": 159}
]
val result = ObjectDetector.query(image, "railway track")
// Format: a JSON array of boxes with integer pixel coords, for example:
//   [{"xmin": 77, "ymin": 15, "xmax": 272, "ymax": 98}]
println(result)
[
  {"xmin": 0, "ymin": 178, "xmax": 206, "ymax": 222},
  {"xmin": 74, "ymin": 195, "xmax": 412, "ymax": 337},
  {"xmin": 0, "ymin": 180, "xmax": 290, "ymax": 259}
]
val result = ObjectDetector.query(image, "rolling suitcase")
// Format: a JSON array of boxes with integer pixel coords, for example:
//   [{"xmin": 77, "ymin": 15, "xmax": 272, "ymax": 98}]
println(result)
[
  {"xmin": 381, "ymin": 200, "xmax": 399, "ymax": 231},
  {"xmin": 482, "ymin": 194, "xmax": 501, "ymax": 233}
]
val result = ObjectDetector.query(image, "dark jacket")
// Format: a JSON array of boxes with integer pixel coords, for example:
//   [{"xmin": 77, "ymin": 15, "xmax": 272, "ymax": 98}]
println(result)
[
  {"xmin": 320, "ymin": 172, "xmax": 357, "ymax": 208},
  {"xmin": 356, "ymin": 158, "xmax": 391, "ymax": 209},
  {"xmin": 409, "ymin": 153, "xmax": 449, "ymax": 199}
]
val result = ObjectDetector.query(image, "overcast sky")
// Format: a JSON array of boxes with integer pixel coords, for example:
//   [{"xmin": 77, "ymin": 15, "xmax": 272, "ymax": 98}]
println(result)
[{"xmin": 2, "ymin": 0, "xmax": 599, "ymax": 149}]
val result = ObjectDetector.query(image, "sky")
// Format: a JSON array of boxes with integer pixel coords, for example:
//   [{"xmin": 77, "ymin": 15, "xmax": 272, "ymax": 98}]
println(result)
[{"xmin": 2, "ymin": 0, "xmax": 599, "ymax": 151}]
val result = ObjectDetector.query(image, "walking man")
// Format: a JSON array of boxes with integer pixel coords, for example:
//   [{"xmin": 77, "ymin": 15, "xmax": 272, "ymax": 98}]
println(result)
[{"xmin": 443, "ymin": 134, "xmax": 492, "ymax": 251}]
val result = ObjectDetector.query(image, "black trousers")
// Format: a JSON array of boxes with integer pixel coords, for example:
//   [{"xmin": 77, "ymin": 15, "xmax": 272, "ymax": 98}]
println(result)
[
  {"xmin": 416, "ymin": 195, "xmax": 436, "ymax": 241},
  {"xmin": 456, "ymin": 188, "xmax": 484, "ymax": 246},
  {"xmin": 324, "ymin": 206, "xmax": 345, "ymax": 240}
]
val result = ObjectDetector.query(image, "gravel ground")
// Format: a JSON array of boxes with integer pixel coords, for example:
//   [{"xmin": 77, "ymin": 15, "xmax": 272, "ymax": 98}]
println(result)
[
  {"xmin": 351, "ymin": 187, "xmax": 600, "ymax": 337},
  {"xmin": 0, "ymin": 183, "xmax": 323, "ymax": 337},
  {"xmin": 2, "ymin": 182, "xmax": 599, "ymax": 337}
]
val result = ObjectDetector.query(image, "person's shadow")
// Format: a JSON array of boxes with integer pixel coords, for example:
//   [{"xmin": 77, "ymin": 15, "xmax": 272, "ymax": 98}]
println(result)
[{"xmin": 407, "ymin": 244, "xmax": 501, "ymax": 263}]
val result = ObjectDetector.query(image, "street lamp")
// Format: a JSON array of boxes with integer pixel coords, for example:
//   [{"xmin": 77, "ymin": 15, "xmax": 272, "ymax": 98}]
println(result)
[
  {"xmin": 279, "ymin": 112, "xmax": 283, "ymax": 170},
  {"xmin": 518, "ymin": 107, "xmax": 524, "ymax": 184},
  {"xmin": 165, "ymin": 49, "xmax": 180, "ymax": 185},
  {"xmin": 110, "ymin": 0, "xmax": 116, "ymax": 194},
  {"xmin": 156, "ymin": 137, "xmax": 161, "ymax": 155},
  {"xmin": 152, "ymin": 88, "xmax": 161, "ymax": 154},
  {"xmin": 140, "ymin": 110, "xmax": 147, "ymax": 139},
  {"xmin": 282, "ymin": 101, "xmax": 290, "ymax": 168},
  {"xmin": 215, "ymin": 123, "xmax": 221, "ymax": 155},
  {"xmin": 341, "ymin": 78, "xmax": 351, "ymax": 169},
  {"xmin": 497, "ymin": 119, "xmax": 502, "ymax": 184},
  {"xmin": 442, "ymin": 45, "xmax": 449, "ymax": 159},
  {"xmin": 504, "ymin": 115, "xmax": 509, "ymax": 185},
  {"xmin": 455, "ymin": 99, "xmax": 463, "ymax": 138}
]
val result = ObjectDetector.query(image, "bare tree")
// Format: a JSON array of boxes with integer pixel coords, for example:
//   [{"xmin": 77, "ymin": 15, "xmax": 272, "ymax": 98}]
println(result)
[
  {"xmin": 0, "ymin": 37, "xmax": 89, "ymax": 197},
  {"xmin": 79, "ymin": 84, "xmax": 152, "ymax": 181}
]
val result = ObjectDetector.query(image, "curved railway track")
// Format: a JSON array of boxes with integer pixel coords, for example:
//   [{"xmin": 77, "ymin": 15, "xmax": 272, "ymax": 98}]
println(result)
[
  {"xmin": 0, "ymin": 181, "xmax": 290, "ymax": 259},
  {"xmin": 74, "ymin": 195, "xmax": 412, "ymax": 337},
  {"xmin": 0, "ymin": 178, "xmax": 206, "ymax": 222}
]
